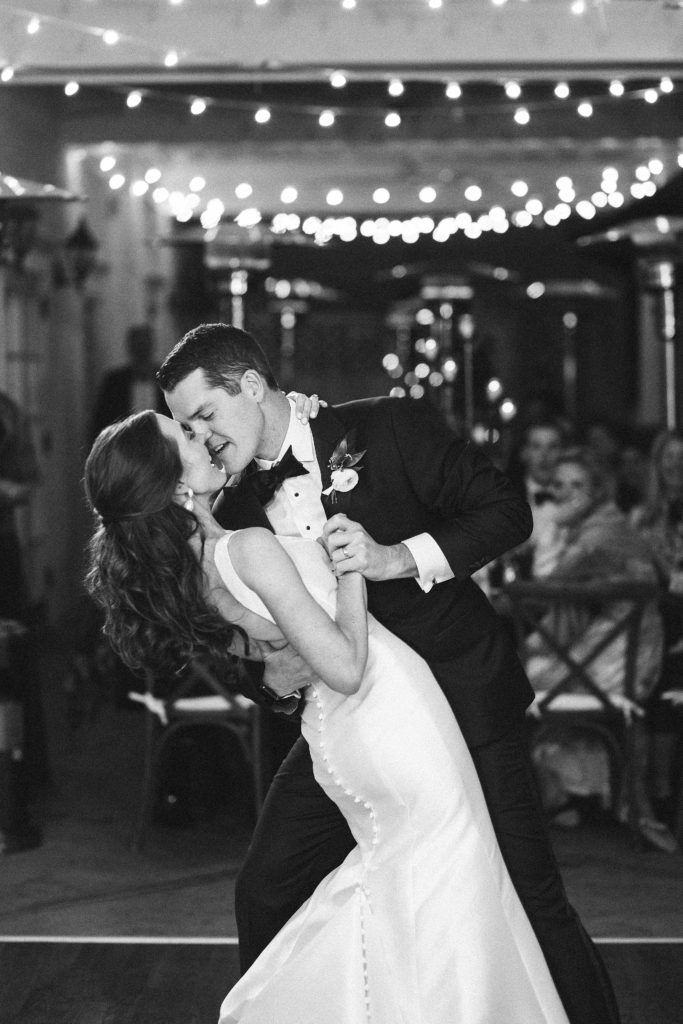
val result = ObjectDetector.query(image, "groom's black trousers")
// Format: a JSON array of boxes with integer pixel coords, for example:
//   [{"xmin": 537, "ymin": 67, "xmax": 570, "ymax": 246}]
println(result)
[{"xmin": 235, "ymin": 712, "xmax": 621, "ymax": 1024}]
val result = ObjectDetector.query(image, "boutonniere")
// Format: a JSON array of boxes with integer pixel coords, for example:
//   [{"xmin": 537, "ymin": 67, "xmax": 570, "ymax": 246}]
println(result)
[{"xmin": 322, "ymin": 431, "xmax": 366, "ymax": 503}]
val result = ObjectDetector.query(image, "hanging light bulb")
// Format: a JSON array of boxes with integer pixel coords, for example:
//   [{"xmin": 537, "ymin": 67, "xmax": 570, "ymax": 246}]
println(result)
[
  {"xmin": 126, "ymin": 90, "xmax": 142, "ymax": 108},
  {"xmin": 102, "ymin": 29, "xmax": 120, "ymax": 46},
  {"xmin": 388, "ymin": 78, "xmax": 404, "ymax": 97},
  {"xmin": 255, "ymin": 106, "xmax": 271, "ymax": 123},
  {"xmin": 64, "ymin": 81, "xmax": 80, "ymax": 97},
  {"xmin": 27, "ymin": 17, "xmax": 40, "ymax": 34},
  {"xmin": 514, "ymin": 107, "xmax": 530, "ymax": 125},
  {"xmin": 384, "ymin": 111, "xmax": 401, "ymax": 128},
  {"xmin": 190, "ymin": 98, "xmax": 207, "ymax": 115},
  {"xmin": 330, "ymin": 71, "xmax": 347, "ymax": 88},
  {"xmin": 505, "ymin": 81, "xmax": 522, "ymax": 100},
  {"xmin": 445, "ymin": 81, "xmax": 462, "ymax": 100},
  {"xmin": 660, "ymin": 77, "xmax": 674, "ymax": 93},
  {"xmin": 577, "ymin": 101, "xmax": 593, "ymax": 117},
  {"xmin": 1, "ymin": 66, "xmax": 15, "ymax": 83},
  {"xmin": 644, "ymin": 88, "xmax": 659, "ymax": 104},
  {"xmin": 164, "ymin": 50, "xmax": 179, "ymax": 67},
  {"xmin": 609, "ymin": 79, "xmax": 625, "ymax": 97},
  {"xmin": 554, "ymin": 82, "xmax": 570, "ymax": 99},
  {"xmin": 319, "ymin": 109, "xmax": 335, "ymax": 127}
]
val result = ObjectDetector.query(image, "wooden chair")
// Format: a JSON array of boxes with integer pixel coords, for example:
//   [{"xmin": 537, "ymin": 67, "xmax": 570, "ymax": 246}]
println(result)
[
  {"xmin": 502, "ymin": 578, "xmax": 661, "ymax": 835},
  {"xmin": 129, "ymin": 658, "xmax": 263, "ymax": 850}
]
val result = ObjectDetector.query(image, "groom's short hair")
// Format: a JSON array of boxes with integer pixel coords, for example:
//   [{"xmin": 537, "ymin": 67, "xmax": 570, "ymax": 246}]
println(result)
[{"xmin": 157, "ymin": 322, "xmax": 279, "ymax": 396}]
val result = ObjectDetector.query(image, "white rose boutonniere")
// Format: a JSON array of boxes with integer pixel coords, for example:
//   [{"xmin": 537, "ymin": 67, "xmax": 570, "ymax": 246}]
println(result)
[{"xmin": 322, "ymin": 431, "xmax": 366, "ymax": 503}]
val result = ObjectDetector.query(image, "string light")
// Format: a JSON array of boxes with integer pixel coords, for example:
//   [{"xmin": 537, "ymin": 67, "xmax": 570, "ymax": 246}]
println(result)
[
  {"xmin": 644, "ymin": 88, "xmax": 659, "ymax": 104},
  {"xmin": 280, "ymin": 186, "xmax": 298, "ymax": 203},
  {"xmin": 373, "ymin": 188, "xmax": 390, "ymax": 204},
  {"xmin": 255, "ymin": 106, "xmax": 271, "ymax": 123},
  {"xmin": 577, "ymin": 101, "xmax": 593, "ymax": 117},
  {"xmin": 326, "ymin": 189, "xmax": 344, "ymax": 206},
  {"xmin": 1, "ymin": 66, "xmax": 15, "ymax": 82},
  {"xmin": 388, "ymin": 78, "xmax": 404, "ymax": 97},
  {"xmin": 99, "ymin": 155, "xmax": 116, "ymax": 173},
  {"xmin": 126, "ymin": 90, "xmax": 142, "ymax": 108},
  {"xmin": 330, "ymin": 72, "xmax": 347, "ymax": 89},
  {"xmin": 189, "ymin": 176, "xmax": 206, "ymax": 192},
  {"xmin": 102, "ymin": 29, "xmax": 120, "ymax": 46},
  {"xmin": 190, "ymin": 98, "xmax": 207, "ymax": 115},
  {"xmin": 419, "ymin": 186, "xmax": 436, "ymax": 203},
  {"xmin": 164, "ymin": 50, "xmax": 178, "ymax": 67},
  {"xmin": 554, "ymin": 82, "xmax": 570, "ymax": 99},
  {"xmin": 109, "ymin": 173, "xmax": 126, "ymax": 190},
  {"xmin": 384, "ymin": 111, "xmax": 401, "ymax": 128},
  {"xmin": 145, "ymin": 168, "xmax": 162, "ymax": 184},
  {"xmin": 235, "ymin": 183, "xmax": 253, "ymax": 199},
  {"xmin": 445, "ymin": 81, "xmax": 461, "ymax": 100},
  {"xmin": 27, "ymin": 16, "xmax": 40, "ymax": 34},
  {"xmin": 660, "ymin": 77, "xmax": 674, "ymax": 93},
  {"xmin": 319, "ymin": 109, "xmax": 335, "ymax": 127},
  {"xmin": 510, "ymin": 180, "xmax": 528, "ymax": 197},
  {"xmin": 464, "ymin": 185, "xmax": 482, "ymax": 202},
  {"xmin": 513, "ymin": 106, "xmax": 530, "ymax": 125},
  {"xmin": 504, "ymin": 81, "xmax": 521, "ymax": 100},
  {"xmin": 64, "ymin": 80, "xmax": 79, "ymax": 97},
  {"xmin": 609, "ymin": 80, "xmax": 625, "ymax": 97}
]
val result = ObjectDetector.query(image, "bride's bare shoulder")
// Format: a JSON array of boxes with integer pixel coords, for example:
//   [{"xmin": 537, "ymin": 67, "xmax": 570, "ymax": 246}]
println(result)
[{"xmin": 228, "ymin": 527, "xmax": 281, "ymax": 569}]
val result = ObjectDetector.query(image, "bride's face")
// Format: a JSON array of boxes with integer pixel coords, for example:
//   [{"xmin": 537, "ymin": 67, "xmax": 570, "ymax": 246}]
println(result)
[{"xmin": 156, "ymin": 414, "xmax": 226, "ymax": 498}]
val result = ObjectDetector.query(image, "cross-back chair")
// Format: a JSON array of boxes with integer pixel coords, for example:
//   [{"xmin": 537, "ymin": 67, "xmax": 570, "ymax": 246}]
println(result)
[
  {"xmin": 129, "ymin": 657, "xmax": 263, "ymax": 850},
  {"xmin": 503, "ymin": 577, "xmax": 662, "ymax": 835}
]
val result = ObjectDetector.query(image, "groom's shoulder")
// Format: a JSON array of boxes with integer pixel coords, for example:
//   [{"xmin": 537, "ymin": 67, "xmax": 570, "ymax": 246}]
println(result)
[{"xmin": 333, "ymin": 395, "xmax": 456, "ymax": 436}]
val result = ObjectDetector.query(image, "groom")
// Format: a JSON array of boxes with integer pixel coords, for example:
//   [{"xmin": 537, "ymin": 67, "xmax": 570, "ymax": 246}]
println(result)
[{"xmin": 159, "ymin": 323, "xmax": 620, "ymax": 1024}]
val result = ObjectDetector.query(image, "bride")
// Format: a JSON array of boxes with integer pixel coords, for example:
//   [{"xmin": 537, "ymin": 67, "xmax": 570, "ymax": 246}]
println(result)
[{"xmin": 85, "ymin": 410, "xmax": 569, "ymax": 1024}]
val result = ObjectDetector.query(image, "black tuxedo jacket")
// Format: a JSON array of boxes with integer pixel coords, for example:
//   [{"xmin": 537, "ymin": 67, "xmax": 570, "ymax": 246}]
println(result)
[{"xmin": 213, "ymin": 397, "xmax": 534, "ymax": 747}]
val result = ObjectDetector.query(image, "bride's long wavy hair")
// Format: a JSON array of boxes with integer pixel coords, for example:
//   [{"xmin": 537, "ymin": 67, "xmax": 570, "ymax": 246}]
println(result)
[{"xmin": 84, "ymin": 410, "xmax": 241, "ymax": 679}]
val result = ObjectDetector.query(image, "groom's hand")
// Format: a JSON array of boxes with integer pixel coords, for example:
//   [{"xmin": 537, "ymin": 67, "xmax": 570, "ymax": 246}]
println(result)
[
  {"xmin": 322, "ymin": 514, "xmax": 418, "ymax": 582},
  {"xmin": 260, "ymin": 639, "xmax": 319, "ymax": 714}
]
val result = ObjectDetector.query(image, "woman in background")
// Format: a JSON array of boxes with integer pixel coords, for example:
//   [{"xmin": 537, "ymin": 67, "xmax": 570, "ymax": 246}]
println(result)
[{"xmin": 525, "ymin": 449, "xmax": 674, "ymax": 851}]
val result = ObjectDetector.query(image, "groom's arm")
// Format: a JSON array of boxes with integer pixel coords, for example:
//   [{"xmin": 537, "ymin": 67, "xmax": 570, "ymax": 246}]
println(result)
[{"xmin": 324, "ymin": 398, "xmax": 531, "ymax": 586}]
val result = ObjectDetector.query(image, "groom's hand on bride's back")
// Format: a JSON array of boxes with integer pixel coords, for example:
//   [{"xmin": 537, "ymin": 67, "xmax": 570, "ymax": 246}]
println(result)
[{"xmin": 260, "ymin": 639, "xmax": 319, "ymax": 714}]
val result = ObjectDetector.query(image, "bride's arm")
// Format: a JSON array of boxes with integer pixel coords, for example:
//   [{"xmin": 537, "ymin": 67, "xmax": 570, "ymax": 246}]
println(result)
[{"xmin": 229, "ymin": 528, "xmax": 368, "ymax": 694}]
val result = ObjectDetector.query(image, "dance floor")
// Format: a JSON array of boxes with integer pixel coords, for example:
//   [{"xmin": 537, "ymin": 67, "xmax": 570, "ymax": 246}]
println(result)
[{"xmin": 0, "ymin": 936, "xmax": 681, "ymax": 1023}]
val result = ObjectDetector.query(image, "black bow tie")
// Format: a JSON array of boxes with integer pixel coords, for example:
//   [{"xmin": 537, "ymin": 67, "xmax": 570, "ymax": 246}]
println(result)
[
  {"xmin": 249, "ymin": 447, "xmax": 309, "ymax": 505},
  {"xmin": 533, "ymin": 490, "xmax": 555, "ymax": 507}
]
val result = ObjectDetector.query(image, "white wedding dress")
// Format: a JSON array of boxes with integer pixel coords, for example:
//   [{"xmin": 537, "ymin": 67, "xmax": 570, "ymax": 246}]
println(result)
[{"xmin": 216, "ymin": 532, "xmax": 570, "ymax": 1024}]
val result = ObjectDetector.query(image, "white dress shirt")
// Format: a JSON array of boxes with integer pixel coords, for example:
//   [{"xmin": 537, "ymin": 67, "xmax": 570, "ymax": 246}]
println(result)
[{"xmin": 256, "ymin": 399, "xmax": 453, "ymax": 592}]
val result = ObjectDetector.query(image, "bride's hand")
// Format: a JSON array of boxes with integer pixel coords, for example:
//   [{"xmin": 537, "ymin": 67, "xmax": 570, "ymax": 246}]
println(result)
[{"xmin": 287, "ymin": 391, "xmax": 327, "ymax": 424}]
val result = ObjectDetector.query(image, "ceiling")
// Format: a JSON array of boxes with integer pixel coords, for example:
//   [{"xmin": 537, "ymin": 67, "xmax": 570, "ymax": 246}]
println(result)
[{"xmin": 2, "ymin": 1, "xmax": 683, "ymax": 239}]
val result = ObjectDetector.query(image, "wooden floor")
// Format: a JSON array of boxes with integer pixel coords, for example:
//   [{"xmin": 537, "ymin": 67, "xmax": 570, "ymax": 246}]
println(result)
[{"xmin": 0, "ymin": 940, "xmax": 681, "ymax": 1024}]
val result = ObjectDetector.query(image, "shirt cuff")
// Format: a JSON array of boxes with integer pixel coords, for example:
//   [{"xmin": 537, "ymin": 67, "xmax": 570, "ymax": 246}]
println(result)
[{"xmin": 402, "ymin": 533, "xmax": 454, "ymax": 593}]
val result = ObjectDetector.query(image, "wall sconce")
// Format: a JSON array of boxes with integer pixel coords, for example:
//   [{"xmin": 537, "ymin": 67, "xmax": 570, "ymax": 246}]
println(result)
[
  {"xmin": 0, "ymin": 172, "xmax": 79, "ymax": 270},
  {"xmin": 63, "ymin": 217, "xmax": 99, "ymax": 289}
]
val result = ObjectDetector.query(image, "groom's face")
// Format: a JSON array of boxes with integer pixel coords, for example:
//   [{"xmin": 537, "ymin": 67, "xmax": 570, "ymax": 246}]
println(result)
[{"xmin": 164, "ymin": 367, "xmax": 265, "ymax": 476}]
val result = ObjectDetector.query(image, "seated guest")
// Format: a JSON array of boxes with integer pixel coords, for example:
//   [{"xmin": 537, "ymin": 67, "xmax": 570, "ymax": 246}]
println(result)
[
  {"xmin": 506, "ymin": 417, "xmax": 571, "ymax": 580},
  {"xmin": 629, "ymin": 429, "xmax": 683, "ymax": 828},
  {"xmin": 524, "ymin": 449, "xmax": 675, "ymax": 850}
]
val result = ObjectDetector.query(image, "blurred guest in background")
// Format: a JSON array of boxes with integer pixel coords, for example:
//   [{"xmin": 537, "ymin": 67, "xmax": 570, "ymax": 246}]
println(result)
[
  {"xmin": 524, "ymin": 448, "xmax": 674, "ymax": 851},
  {"xmin": 90, "ymin": 324, "xmax": 166, "ymax": 440},
  {"xmin": 507, "ymin": 418, "xmax": 571, "ymax": 580},
  {"xmin": 629, "ymin": 429, "xmax": 683, "ymax": 830},
  {"xmin": 0, "ymin": 389, "xmax": 40, "ymax": 623}
]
